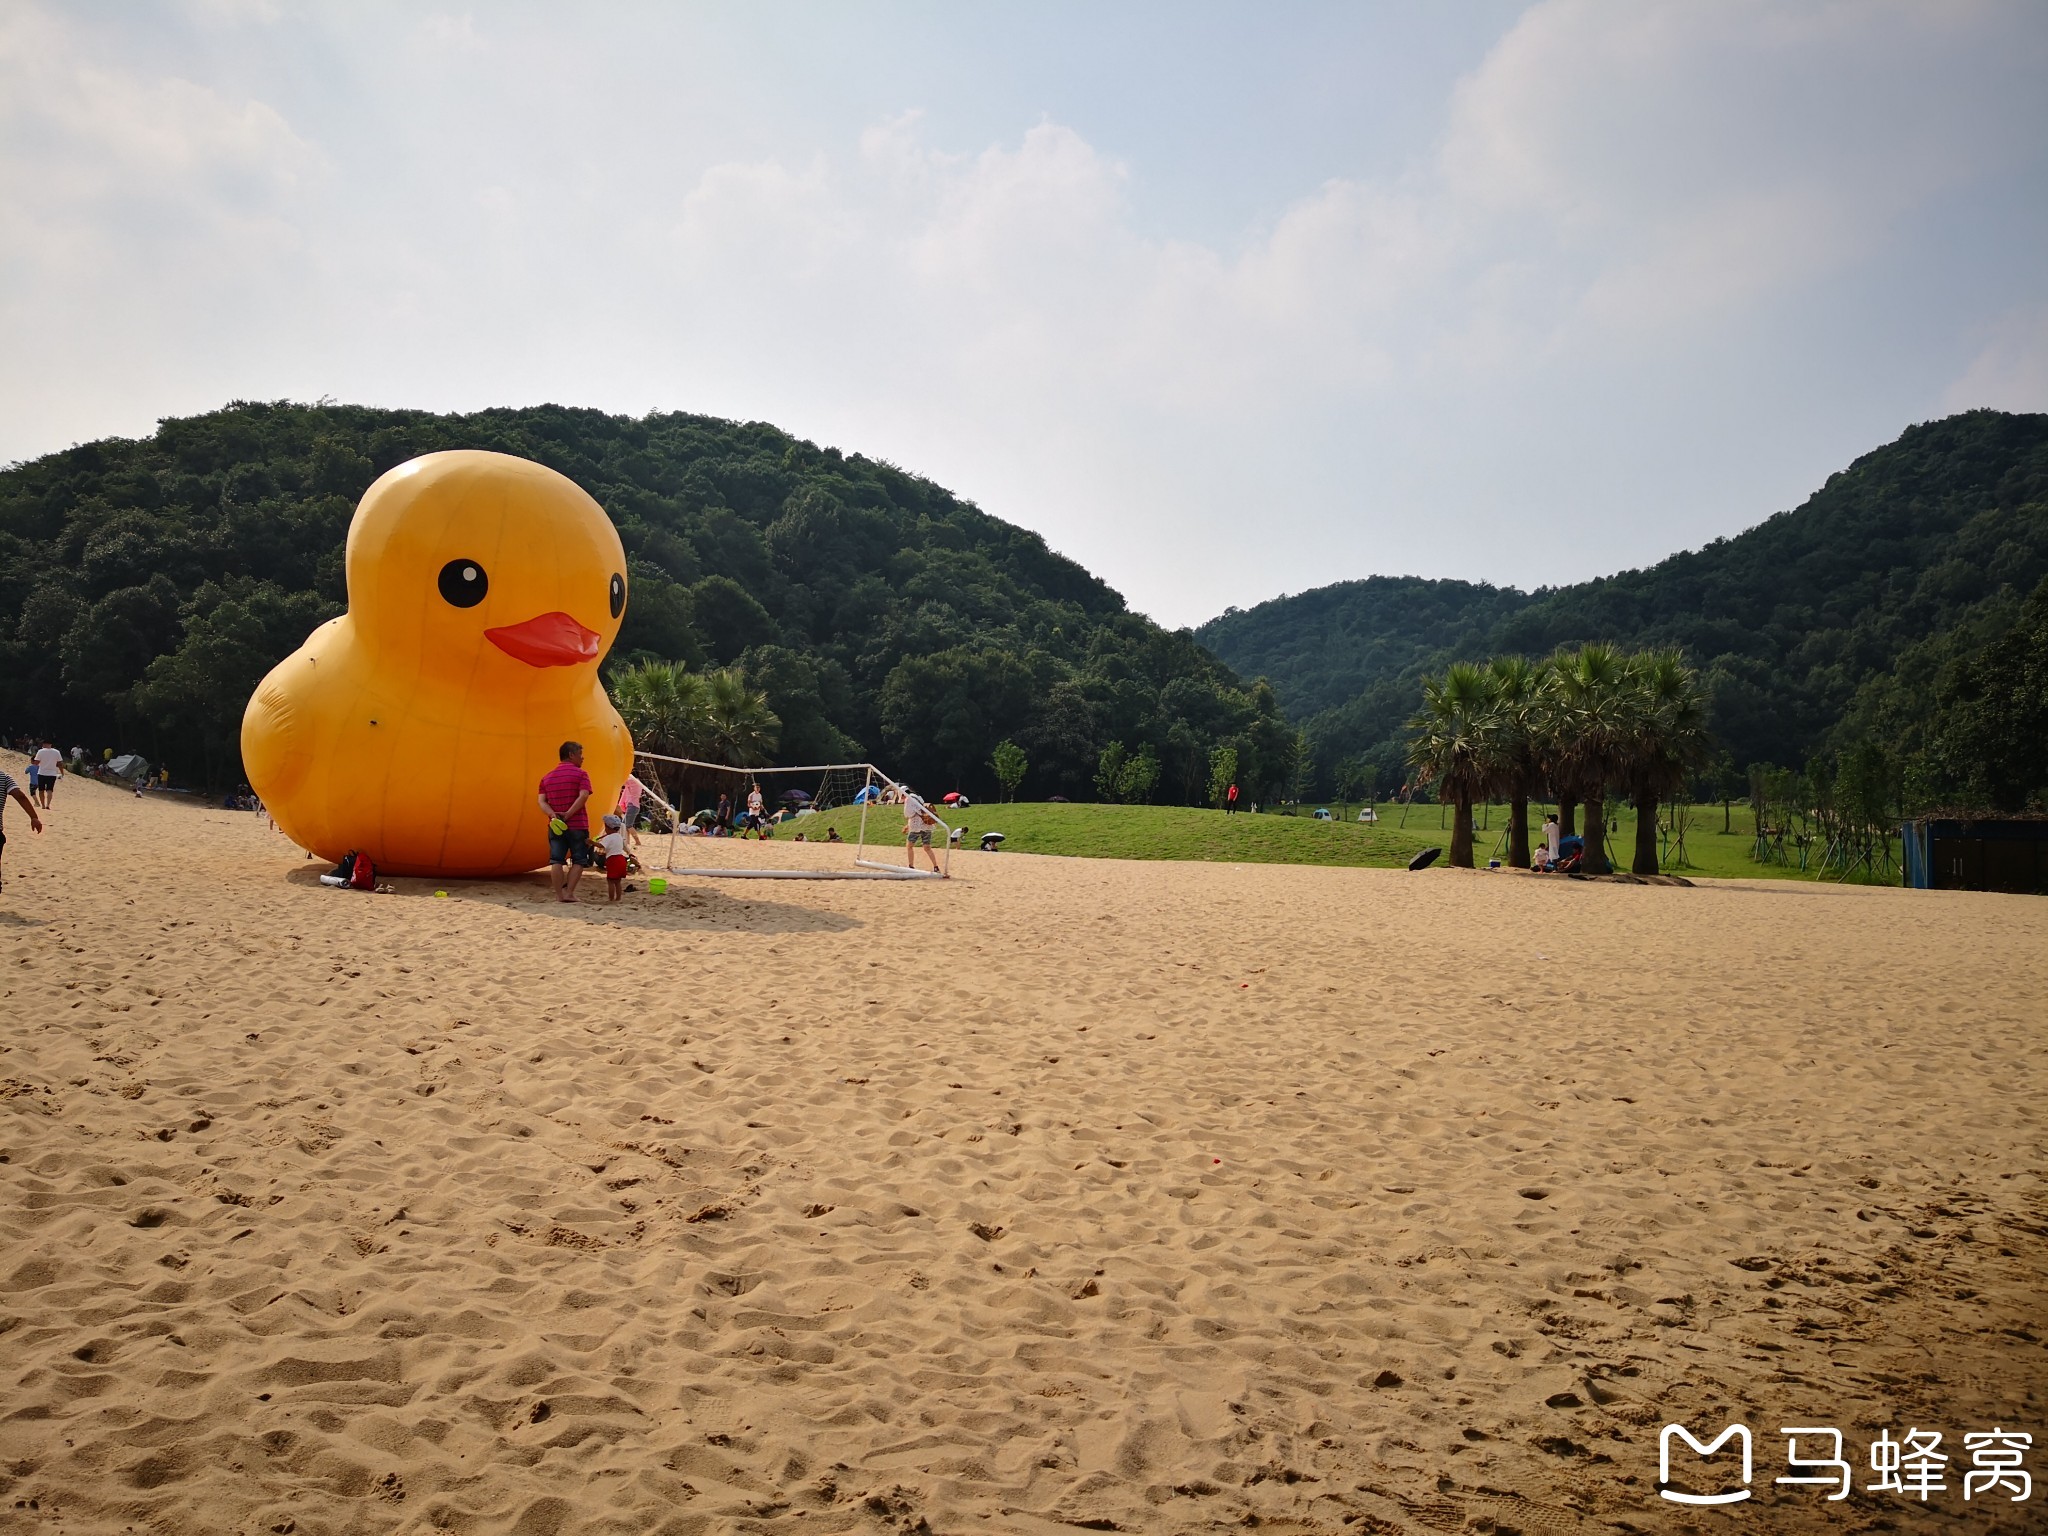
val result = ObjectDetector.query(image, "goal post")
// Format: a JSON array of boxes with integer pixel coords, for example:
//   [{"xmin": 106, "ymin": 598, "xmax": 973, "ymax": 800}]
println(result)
[{"xmin": 627, "ymin": 753, "xmax": 954, "ymax": 880}]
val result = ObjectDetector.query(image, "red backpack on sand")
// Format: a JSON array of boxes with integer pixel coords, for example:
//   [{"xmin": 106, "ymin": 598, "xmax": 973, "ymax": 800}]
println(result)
[{"xmin": 348, "ymin": 852, "xmax": 376, "ymax": 890}]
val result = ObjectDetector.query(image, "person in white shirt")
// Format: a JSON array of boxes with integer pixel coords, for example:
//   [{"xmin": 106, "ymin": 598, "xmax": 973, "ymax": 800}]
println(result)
[
  {"xmin": 32, "ymin": 742, "xmax": 63, "ymax": 810},
  {"xmin": 1539, "ymin": 812, "xmax": 1561, "ymax": 870},
  {"xmin": 901, "ymin": 788, "xmax": 945, "ymax": 875},
  {"xmin": 745, "ymin": 782, "xmax": 766, "ymax": 837},
  {"xmin": 597, "ymin": 814, "xmax": 630, "ymax": 903}
]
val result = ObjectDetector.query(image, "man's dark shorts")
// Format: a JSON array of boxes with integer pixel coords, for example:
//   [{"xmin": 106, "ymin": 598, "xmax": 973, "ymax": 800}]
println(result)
[{"xmin": 548, "ymin": 827, "xmax": 594, "ymax": 867}]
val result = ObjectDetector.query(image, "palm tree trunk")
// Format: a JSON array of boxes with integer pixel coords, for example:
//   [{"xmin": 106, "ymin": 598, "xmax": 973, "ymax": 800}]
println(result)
[
  {"xmin": 1632, "ymin": 793, "xmax": 1660, "ymax": 875},
  {"xmin": 1450, "ymin": 795, "xmax": 1475, "ymax": 867},
  {"xmin": 1559, "ymin": 796, "xmax": 1577, "ymax": 838},
  {"xmin": 1508, "ymin": 794, "xmax": 1530, "ymax": 869},
  {"xmin": 1582, "ymin": 796, "xmax": 1609, "ymax": 875}
]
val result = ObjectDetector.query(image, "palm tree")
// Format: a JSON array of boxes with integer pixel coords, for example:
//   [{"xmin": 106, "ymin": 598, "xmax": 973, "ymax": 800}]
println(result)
[
  {"xmin": 1548, "ymin": 642, "xmax": 1633, "ymax": 876},
  {"xmin": 1485, "ymin": 655, "xmax": 1548, "ymax": 869},
  {"xmin": 609, "ymin": 659, "xmax": 711, "ymax": 806},
  {"xmin": 1623, "ymin": 649, "xmax": 1709, "ymax": 875},
  {"xmin": 701, "ymin": 667, "xmax": 781, "ymax": 767},
  {"xmin": 610, "ymin": 660, "xmax": 708, "ymax": 757},
  {"xmin": 1407, "ymin": 662, "xmax": 1492, "ymax": 867}
]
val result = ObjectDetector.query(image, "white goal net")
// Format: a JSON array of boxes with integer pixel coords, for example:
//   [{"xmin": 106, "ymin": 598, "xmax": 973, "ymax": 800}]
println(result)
[{"xmin": 627, "ymin": 754, "xmax": 954, "ymax": 880}]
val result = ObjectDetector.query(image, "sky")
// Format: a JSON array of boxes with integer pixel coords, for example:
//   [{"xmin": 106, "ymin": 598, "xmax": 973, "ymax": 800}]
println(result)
[{"xmin": 3, "ymin": 1, "xmax": 2046, "ymax": 628}]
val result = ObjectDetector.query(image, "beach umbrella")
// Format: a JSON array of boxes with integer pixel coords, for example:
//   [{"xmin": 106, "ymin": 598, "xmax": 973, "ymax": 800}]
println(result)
[
  {"xmin": 107, "ymin": 753, "xmax": 150, "ymax": 781},
  {"xmin": 781, "ymin": 787, "xmax": 811, "ymax": 802},
  {"xmin": 942, "ymin": 792, "xmax": 962, "ymax": 804}
]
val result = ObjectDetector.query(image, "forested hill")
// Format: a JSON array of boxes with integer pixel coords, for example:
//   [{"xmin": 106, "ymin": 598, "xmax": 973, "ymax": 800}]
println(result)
[
  {"xmin": 0, "ymin": 402, "xmax": 1293, "ymax": 799},
  {"xmin": 1197, "ymin": 410, "xmax": 2048, "ymax": 791},
  {"xmin": 1198, "ymin": 577, "xmax": 1533, "ymax": 720}
]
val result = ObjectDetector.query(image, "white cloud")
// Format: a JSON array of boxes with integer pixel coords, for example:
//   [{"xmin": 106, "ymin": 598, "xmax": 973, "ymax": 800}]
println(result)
[
  {"xmin": 1, "ymin": 0, "xmax": 2043, "ymax": 620},
  {"xmin": 0, "ymin": 6, "xmax": 316, "ymax": 273}
]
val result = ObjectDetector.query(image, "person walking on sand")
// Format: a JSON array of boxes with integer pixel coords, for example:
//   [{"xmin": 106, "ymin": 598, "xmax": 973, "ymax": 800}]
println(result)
[
  {"xmin": 901, "ymin": 786, "xmax": 945, "ymax": 875},
  {"xmin": 537, "ymin": 740, "xmax": 595, "ymax": 903},
  {"xmin": 32, "ymin": 742, "xmax": 62, "ymax": 810},
  {"xmin": 0, "ymin": 763, "xmax": 43, "ymax": 894},
  {"xmin": 618, "ymin": 772, "xmax": 647, "ymax": 850}
]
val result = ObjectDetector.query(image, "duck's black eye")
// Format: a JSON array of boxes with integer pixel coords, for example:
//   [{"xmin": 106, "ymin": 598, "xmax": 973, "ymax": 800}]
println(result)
[
  {"xmin": 438, "ymin": 559, "xmax": 488, "ymax": 608},
  {"xmin": 608, "ymin": 571, "xmax": 625, "ymax": 619}
]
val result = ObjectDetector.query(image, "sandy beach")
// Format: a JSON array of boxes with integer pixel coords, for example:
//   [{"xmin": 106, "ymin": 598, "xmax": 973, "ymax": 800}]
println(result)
[{"xmin": 2, "ymin": 761, "xmax": 2044, "ymax": 1535}]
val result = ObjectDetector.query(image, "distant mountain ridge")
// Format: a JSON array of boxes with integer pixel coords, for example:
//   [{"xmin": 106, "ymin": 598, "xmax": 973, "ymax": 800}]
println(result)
[
  {"xmin": 1201, "ymin": 576, "xmax": 1533, "ymax": 720},
  {"xmin": 0, "ymin": 401, "xmax": 1293, "ymax": 800},
  {"xmin": 1196, "ymin": 410, "xmax": 2048, "ymax": 790}
]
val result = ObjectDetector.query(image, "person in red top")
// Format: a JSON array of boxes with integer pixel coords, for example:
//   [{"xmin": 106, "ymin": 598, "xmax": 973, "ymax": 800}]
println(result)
[
  {"xmin": 537, "ymin": 740, "xmax": 595, "ymax": 903},
  {"xmin": 1225, "ymin": 782, "xmax": 1239, "ymax": 815}
]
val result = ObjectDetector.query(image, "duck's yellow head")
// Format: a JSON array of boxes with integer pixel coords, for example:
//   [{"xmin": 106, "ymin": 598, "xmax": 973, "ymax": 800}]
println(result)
[{"xmin": 345, "ymin": 450, "xmax": 627, "ymax": 685}]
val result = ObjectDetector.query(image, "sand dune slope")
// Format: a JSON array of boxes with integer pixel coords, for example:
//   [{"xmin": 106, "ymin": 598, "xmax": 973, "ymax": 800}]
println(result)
[{"xmin": 2, "ymin": 767, "xmax": 2045, "ymax": 1534}]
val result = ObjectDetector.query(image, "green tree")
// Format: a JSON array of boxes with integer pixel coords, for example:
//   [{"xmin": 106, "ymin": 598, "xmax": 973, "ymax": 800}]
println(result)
[
  {"xmin": 610, "ymin": 659, "xmax": 709, "ymax": 760},
  {"xmin": 1548, "ymin": 642, "xmax": 1634, "ymax": 876},
  {"xmin": 1290, "ymin": 731, "xmax": 1316, "ymax": 807},
  {"xmin": 878, "ymin": 646, "xmax": 1037, "ymax": 790},
  {"xmin": 1332, "ymin": 755, "xmax": 1369, "ymax": 821},
  {"xmin": 990, "ymin": 739, "xmax": 1027, "ymax": 802},
  {"xmin": 1116, "ymin": 743, "xmax": 1161, "ymax": 805},
  {"xmin": 1923, "ymin": 574, "xmax": 2048, "ymax": 810},
  {"xmin": 615, "ymin": 571, "xmax": 706, "ymax": 670},
  {"xmin": 1484, "ymin": 655, "xmax": 1548, "ymax": 870},
  {"xmin": 1095, "ymin": 741, "xmax": 1128, "ymax": 803},
  {"xmin": 701, "ymin": 667, "xmax": 781, "ymax": 767},
  {"xmin": 1623, "ymin": 649, "xmax": 1710, "ymax": 875},
  {"xmin": 689, "ymin": 576, "xmax": 779, "ymax": 666},
  {"xmin": 742, "ymin": 644, "xmax": 860, "ymax": 763},
  {"xmin": 1207, "ymin": 744, "xmax": 1239, "ymax": 809},
  {"xmin": 131, "ymin": 581, "xmax": 338, "ymax": 784},
  {"xmin": 1406, "ymin": 662, "xmax": 1492, "ymax": 867},
  {"xmin": 609, "ymin": 658, "xmax": 711, "ymax": 805}
]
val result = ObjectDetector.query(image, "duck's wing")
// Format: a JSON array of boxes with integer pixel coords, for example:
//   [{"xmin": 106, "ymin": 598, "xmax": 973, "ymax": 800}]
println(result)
[
  {"xmin": 241, "ymin": 667, "xmax": 310, "ymax": 804},
  {"xmin": 241, "ymin": 621, "xmax": 346, "ymax": 805}
]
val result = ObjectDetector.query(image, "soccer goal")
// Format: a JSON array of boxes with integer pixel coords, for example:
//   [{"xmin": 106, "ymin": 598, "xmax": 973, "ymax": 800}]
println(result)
[{"xmin": 628, "ymin": 754, "xmax": 954, "ymax": 880}]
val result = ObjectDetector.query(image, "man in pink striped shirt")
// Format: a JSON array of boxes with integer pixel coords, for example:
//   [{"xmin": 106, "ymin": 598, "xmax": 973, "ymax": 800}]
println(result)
[{"xmin": 537, "ymin": 741, "xmax": 595, "ymax": 903}]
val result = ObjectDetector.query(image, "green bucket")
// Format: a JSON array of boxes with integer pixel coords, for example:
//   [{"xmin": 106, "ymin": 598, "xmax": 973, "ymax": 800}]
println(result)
[{"xmin": 648, "ymin": 877, "xmax": 668, "ymax": 895}]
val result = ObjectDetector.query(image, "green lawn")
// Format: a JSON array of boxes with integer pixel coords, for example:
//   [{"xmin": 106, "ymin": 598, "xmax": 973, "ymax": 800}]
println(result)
[{"xmin": 780, "ymin": 800, "xmax": 1890, "ymax": 883}]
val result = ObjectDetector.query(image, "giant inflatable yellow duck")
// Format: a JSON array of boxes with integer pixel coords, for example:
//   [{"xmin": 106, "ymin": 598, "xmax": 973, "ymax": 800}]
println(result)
[{"xmin": 242, "ymin": 450, "xmax": 633, "ymax": 877}]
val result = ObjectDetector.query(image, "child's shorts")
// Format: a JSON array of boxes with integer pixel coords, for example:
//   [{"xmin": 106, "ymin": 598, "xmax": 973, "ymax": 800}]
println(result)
[{"xmin": 606, "ymin": 854, "xmax": 629, "ymax": 881}]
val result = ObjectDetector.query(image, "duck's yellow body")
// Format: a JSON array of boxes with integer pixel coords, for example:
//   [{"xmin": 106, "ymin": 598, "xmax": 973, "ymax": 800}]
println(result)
[{"xmin": 242, "ymin": 451, "xmax": 632, "ymax": 877}]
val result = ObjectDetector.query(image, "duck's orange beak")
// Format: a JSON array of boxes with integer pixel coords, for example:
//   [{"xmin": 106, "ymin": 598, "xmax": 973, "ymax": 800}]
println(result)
[{"xmin": 485, "ymin": 612, "xmax": 601, "ymax": 668}]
